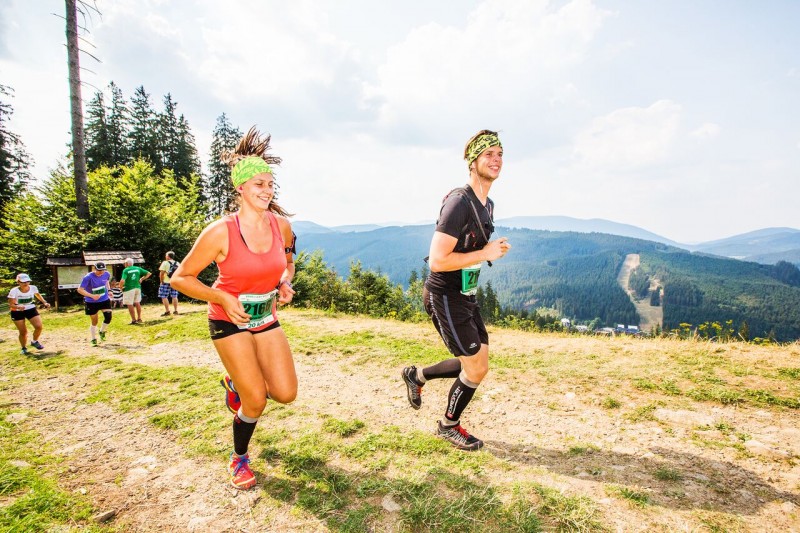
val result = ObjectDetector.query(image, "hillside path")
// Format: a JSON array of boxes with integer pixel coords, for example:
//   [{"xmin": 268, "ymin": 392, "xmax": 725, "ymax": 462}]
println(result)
[
  {"xmin": 618, "ymin": 253, "xmax": 663, "ymax": 332},
  {"xmin": 2, "ymin": 304, "xmax": 799, "ymax": 532}
]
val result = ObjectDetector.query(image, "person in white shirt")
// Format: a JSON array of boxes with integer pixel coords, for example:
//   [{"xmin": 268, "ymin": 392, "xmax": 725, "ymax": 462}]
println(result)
[{"xmin": 7, "ymin": 273, "xmax": 51, "ymax": 355}]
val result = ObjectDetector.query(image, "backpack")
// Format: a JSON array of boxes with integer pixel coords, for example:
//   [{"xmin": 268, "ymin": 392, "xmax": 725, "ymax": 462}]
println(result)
[{"xmin": 167, "ymin": 260, "xmax": 180, "ymax": 277}]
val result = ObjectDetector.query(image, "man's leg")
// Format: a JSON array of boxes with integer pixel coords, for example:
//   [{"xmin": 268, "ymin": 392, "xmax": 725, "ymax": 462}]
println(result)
[
  {"xmin": 127, "ymin": 304, "xmax": 136, "ymax": 322},
  {"xmin": 99, "ymin": 309, "xmax": 112, "ymax": 340},
  {"xmin": 135, "ymin": 302, "xmax": 143, "ymax": 321},
  {"xmin": 89, "ymin": 312, "xmax": 99, "ymax": 344}
]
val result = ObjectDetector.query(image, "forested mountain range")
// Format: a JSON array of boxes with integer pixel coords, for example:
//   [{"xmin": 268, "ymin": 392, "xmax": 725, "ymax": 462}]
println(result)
[
  {"xmin": 295, "ymin": 223, "xmax": 800, "ymax": 341},
  {"xmin": 296, "ymin": 218, "xmax": 800, "ymax": 267}
]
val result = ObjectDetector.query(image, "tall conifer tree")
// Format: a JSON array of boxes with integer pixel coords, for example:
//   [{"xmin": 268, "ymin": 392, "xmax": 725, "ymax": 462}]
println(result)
[
  {"xmin": 0, "ymin": 85, "xmax": 32, "ymax": 221},
  {"xmin": 128, "ymin": 86, "xmax": 160, "ymax": 170},
  {"xmin": 205, "ymin": 113, "xmax": 242, "ymax": 218},
  {"xmin": 85, "ymin": 91, "xmax": 111, "ymax": 170},
  {"xmin": 107, "ymin": 81, "xmax": 129, "ymax": 166}
]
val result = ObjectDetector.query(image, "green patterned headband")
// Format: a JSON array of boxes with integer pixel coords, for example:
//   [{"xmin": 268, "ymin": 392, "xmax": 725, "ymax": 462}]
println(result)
[
  {"xmin": 465, "ymin": 133, "xmax": 502, "ymax": 166},
  {"xmin": 231, "ymin": 157, "xmax": 273, "ymax": 187}
]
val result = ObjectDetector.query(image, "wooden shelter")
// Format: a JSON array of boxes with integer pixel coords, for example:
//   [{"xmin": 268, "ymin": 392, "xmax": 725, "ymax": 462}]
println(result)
[{"xmin": 46, "ymin": 250, "xmax": 145, "ymax": 310}]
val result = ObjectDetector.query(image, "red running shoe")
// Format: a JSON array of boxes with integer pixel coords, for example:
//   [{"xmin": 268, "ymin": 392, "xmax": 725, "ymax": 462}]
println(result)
[
  {"xmin": 228, "ymin": 452, "xmax": 256, "ymax": 489},
  {"xmin": 220, "ymin": 375, "xmax": 241, "ymax": 414}
]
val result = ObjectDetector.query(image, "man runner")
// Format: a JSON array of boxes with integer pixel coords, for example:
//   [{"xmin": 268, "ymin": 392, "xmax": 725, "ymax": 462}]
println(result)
[{"xmin": 402, "ymin": 129, "xmax": 511, "ymax": 451}]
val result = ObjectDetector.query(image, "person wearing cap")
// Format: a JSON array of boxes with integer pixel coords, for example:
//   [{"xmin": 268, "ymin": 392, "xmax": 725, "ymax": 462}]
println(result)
[
  {"xmin": 8, "ymin": 273, "xmax": 51, "ymax": 355},
  {"xmin": 170, "ymin": 126, "xmax": 297, "ymax": 490},
  {"xmin": 401, "ymin": 129, "xmax": 511, "ymax": 451},
  {"xmin": 76, "ymin": 262, "xmax": 113, "ymax": 346}
]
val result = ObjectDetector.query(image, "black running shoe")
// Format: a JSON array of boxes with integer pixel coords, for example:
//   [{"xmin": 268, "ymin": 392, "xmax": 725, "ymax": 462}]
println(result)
[
  {"xmin": 436, "ymin": 421, "xmax": 484, "ymax": 451},
  {"xmin": 402, "ymin": 366, "xmax": 423, "ymax": 410}
]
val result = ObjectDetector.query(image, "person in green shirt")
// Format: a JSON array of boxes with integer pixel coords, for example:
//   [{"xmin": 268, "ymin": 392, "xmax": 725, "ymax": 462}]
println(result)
[{"xmin": 120, "ymin": 258, "xmax": 152, "ymax": 324}]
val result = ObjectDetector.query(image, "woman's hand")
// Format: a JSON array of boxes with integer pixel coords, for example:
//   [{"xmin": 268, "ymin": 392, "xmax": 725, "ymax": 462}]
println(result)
[
  {"xmin": 220, "ymin": 292, "xmax": 250, "ymax": 326},
  {"xmin": 277, "ymin": 280, "xmax": 295, "ymax": 305}
]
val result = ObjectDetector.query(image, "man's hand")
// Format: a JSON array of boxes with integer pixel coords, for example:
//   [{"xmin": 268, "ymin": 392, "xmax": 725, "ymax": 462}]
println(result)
[{"xmin": 484, "ymin": 237, "xmax": 511, "ymax": 262}]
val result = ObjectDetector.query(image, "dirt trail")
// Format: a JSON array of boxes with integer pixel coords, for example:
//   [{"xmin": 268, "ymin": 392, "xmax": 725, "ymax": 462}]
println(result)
[
  {"xmin": 618, "ymin": 253, "xmax": 663, "ymax": 333},
  {"xmin": 2, "ymin": 304, "xmax": 800, "ymax": 532}
]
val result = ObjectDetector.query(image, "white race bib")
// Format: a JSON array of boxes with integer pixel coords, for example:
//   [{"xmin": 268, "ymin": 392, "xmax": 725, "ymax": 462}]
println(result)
[{"xmin": 237, "ymin": 290, "xmax": 278, "ymax": 330}]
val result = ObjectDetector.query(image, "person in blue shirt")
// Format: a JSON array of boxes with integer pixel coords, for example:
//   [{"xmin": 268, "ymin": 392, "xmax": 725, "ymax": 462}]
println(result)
[{"xmin": 77, "ymin": 262, "xmax": 112, "ymax": 346}]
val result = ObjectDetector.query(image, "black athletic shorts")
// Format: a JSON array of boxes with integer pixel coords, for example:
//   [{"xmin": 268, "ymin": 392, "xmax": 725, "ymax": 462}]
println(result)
[
  {"xmin": 208, "ymin": 319, "xmax": 281, "ymax": 340},
  {"xmin": 423, "ymin": 287, "xmax": 488, "ymax": 356},
  {"xmin": 10, "ymin": 307, "xmax": 39, "ymax": 321},
  {"xmin": 85, "ymin": 300, "xmax": 112, "ymax": 315}
]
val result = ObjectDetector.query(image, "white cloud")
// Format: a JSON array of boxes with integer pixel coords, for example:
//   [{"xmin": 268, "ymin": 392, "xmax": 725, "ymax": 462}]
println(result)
[
  {"xmin": 689, "ymin": 122, "xmax": 721, "ymax": 140},
  {"xmin": 572, "ymin": 99, "xmax": 682, "ymax": 170},
  {"xmin": 364, "ymin": 0, "xmax": 611, "ymax": 143}
]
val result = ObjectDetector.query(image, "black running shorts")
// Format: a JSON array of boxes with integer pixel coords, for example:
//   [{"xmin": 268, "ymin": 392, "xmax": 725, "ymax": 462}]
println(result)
[
  {"xmin": 85, "ymin": 300, "xmax": 112, "ymax": 315},
  {"xmin": 423, "ymin": 287, "xmax": 487, "ymax": 356},
  {"xmin": 208, "ymin": 319, "xmax": 281, "ymax": 340},
  {"xmin": 10, "ymin": 307, "xmax": 39, "ymax": 321}
]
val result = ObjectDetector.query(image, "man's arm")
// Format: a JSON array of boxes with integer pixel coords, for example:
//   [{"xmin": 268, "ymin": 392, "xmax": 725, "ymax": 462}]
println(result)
[{"xmin": 428, "ymin": 231, "xmax": 510, "ymax": 273}]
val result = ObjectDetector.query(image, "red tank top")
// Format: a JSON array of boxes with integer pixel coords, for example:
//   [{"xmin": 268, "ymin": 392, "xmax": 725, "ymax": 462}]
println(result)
[{"xmin": 208, "ymin": 212, "xmax": 287, "ymax": 329}]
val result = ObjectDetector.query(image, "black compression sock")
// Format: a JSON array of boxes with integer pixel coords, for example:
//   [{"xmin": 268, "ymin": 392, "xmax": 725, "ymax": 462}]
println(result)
[
  {"xmin": 233, "ymin": 413, "xmax": 258, "ymax": 456},
  {"xmin": 445, "ymin": 375, "xmax": 478, "ymax": 422},
  {"xmin": 421, "ymin": 358, "xmax": 462, "ymax": 381}
]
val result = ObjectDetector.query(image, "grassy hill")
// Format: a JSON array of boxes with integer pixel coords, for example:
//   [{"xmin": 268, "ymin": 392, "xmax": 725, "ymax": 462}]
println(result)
[
  {"xmin": 2, "ymin": 304, "xmax": 799, "ymax": 531},
  {"xmin": 297, "ymin": 226, "xmax": 800, "ymax": 341}
]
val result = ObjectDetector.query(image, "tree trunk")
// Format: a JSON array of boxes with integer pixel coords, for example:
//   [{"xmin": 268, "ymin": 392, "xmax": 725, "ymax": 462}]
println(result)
[{"xmin": 66, "ymin": 0, "xmax": 89, "ymax": 220}]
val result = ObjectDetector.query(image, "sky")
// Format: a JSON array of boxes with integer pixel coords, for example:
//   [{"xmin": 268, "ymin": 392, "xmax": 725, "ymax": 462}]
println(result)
[{"xmin": 1, "ymin": 0, "xmax": 799, "ymax": 244}]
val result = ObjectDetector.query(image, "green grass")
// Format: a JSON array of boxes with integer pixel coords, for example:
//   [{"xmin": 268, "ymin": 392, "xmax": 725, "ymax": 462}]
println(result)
[
  {"xmin": 605, "ymin": 484, "xmax": 650, "ymax": 507},
  {"xmin": 652, "ymin": 466, "xmax": 682, "ymax": 482},
  {"xmin": 1, "ymin": 324, "xmax": 604, "ymax": 532},
  {"xmin": 0, "ymin": 406, "xmax": 98, "ymax": 531},
  {"xmin": 600, "ymin": 397, "xmax": 621, "ymax": 409},
  {"xmin": 4, "ymin": 305, "xmax": 797, "ymax": 531}
]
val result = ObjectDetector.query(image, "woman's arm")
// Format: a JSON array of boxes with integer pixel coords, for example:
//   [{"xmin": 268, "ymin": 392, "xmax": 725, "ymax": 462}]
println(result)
[
  {"xmin": 170, "ymin": 220, "xmax": 249, "ymax": 325},
  {"xmin": 8, "ymin": 296, "xmax": 22, "ymax": 311},
  {"xmin": 276, "ymin": 216, "xmax": 296, "ymax": 304},
  {"xmin": 34, "ymin": 291, "xmax": 50, "ymax": 308}
]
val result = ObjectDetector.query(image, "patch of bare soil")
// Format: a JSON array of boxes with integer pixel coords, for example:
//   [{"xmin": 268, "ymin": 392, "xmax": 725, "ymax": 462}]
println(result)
[
  {"xmin": 618, "ymin": 253, "xmax": 663, "ymax": 332},
  {"xmin": 3, "ymin": 304, "xmax": 800, "ymax": 532}
]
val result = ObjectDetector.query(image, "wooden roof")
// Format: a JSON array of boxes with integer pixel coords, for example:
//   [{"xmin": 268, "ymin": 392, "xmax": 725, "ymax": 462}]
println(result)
[{"xmin": 46, "ymin": 251, "xmax": 145, "ymax": 267}]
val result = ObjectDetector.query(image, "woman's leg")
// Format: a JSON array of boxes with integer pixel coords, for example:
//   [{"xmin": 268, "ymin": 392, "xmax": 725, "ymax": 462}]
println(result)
[
  {"xmin": 29, "ymin": 315, "xmax": 44, "ymax": 342},
  {"xmin": 252, "ymin": 327, "xmax": 297, "ymax": 405},
  {"xmin": 213, "ymin": 333, "xmax": 268, "ymax": 419},
  {"xmin": 13, "ymin": 319, "xmax": 27, "ymax": 348}
]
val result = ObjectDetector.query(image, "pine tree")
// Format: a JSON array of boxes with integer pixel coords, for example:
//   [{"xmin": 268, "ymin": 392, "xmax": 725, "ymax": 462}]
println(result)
[
  {"xmin": 106, "ymin": 81, "xmax": 129, "ymax": 166},
  {"xmin": 0, "ymin": 85, "xmax": 33, "ymax": 221},
  {"xmin": 84, "ymin": 90, "xmax": 111, "ymax": 170},
  {"xmin": 173, "ymin": 114, "xmax": 201, "ymax": 190},
  {"xmin": 128, "ymin": 86, "xmax": 160, "ymax": 170},
  {"xmin": 205, "ymin": 113, "xmax": 242, "ymax": 218},
  {"xmin": 157, "ymin": 93, "xmax": 180, "ymax": 176}
]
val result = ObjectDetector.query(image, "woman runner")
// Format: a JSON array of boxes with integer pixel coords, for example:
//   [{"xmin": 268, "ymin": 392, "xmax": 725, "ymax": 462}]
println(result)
[
  {"xmin": 8, "ymin": 273, "xmax": 51, "ymax": 354},
  {"xmin": 170, "ymin": 127, "xmax": 297, "ymax": 489}
]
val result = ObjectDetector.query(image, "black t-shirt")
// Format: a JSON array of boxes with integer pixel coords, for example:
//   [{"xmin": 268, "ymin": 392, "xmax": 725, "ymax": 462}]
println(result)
[{"xmin": 425, "ymin": 185, "xmax": 494, "ymax": 295}]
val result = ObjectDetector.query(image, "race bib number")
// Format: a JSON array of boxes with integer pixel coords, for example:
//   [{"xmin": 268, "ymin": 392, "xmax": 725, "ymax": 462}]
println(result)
[
  {"xmin": 92, "ymin": 286, "xmax": 107, "ymax": 295},
  {"xmin": 237, "ymin": 290, "xmax": 278, "ymax": 330},
  {"xmin": 461, "ymin": 263, "xmax": 482, "ymax": 296},
  {"xmin": 17, "ymin": 295, "xmax": 34, "ymax": 305}
]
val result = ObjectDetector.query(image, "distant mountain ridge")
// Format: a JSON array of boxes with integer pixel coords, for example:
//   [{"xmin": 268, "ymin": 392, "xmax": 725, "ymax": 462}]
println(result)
[
  {"xmin": 294, "ymin": 218, "xmax": 800, "ymax": 266},
  {"xmin": 294, "ymin": 223, "xmax": 800, "ymax": 341}
]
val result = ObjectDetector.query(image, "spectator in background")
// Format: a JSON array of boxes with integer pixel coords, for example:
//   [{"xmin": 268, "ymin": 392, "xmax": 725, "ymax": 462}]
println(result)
[
  {"xmin": 120, "ymin": 257, "xmax": 152, "ymax": 324},
  {"xmin": 110, "ymin": 280, "xmax": 123, "ymax": 308},
  {"xmin": 158, "ymin": 251, "xmax": 180, "ymax": 316}
]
